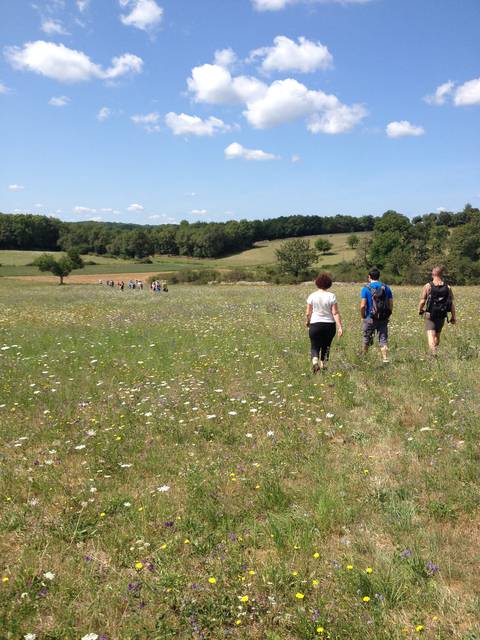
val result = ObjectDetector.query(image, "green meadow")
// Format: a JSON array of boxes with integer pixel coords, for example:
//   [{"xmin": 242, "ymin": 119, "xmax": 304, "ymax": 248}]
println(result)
[
  {"xmin": 1, "ymin": 280, "xmax": 479, "ymax": 639},
  {"xmin": 0, "ymin": 232, "xmax": 368, "ymax": 278}
]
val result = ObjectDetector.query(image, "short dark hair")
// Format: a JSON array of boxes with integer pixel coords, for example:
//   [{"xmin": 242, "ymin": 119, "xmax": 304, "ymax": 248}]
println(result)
[
  {"xmin": 368, "ymin": 267, "xmax": 381, "ymax": 280},
  {"xmin": 315, "ymin": 272, "xmax": 333, "ymax": 289}
]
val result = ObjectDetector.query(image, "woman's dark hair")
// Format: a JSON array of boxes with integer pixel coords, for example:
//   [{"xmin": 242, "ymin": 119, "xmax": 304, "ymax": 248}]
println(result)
[
  {"xmin": 315, "ymin": 272, "xmax": 333, "ymax": 290},
  {"xmin": 368, "ymin": 267, "xmax": 381, "ymax": 280}
]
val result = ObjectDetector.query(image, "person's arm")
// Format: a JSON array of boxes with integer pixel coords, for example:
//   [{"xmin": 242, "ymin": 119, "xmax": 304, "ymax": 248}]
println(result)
[
  {"xmin": 360, "ymin": 295, "xmax": 367, "ymax": 319},
  {"xmin": 332, "ymin": 303, "xmax": 343, "ymax": 337},
  {"xmin": 418, "ymin": 284, "xmax": 430, "ymax": 315},
  {"xmin": 449, "ymin": 289, "xmax": 456, "ymax": 324},
  {"xmin": 305, "ymin": 303, "xmax": 313, "ymax": 327}
]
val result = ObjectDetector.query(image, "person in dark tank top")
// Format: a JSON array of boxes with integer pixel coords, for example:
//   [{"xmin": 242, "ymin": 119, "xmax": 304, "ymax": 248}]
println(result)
[{"xmin": 419, "ymin": 265, "xmax": 456, "ymax": 356}]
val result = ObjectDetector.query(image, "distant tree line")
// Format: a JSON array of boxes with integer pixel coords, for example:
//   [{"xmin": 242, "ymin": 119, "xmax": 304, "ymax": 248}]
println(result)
[{"xmin": 0, "ymin": 213, "xmax": 375, "ymax": 259}]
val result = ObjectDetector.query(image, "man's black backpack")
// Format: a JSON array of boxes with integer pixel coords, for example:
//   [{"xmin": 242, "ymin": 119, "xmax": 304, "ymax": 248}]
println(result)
[
  {"xmin": 426, "ymin": 283, "xmax": 452, "ymax": 320},
  {"xmin": 368, "ymin": 284, "xmax": 392, "ymax": 321}
]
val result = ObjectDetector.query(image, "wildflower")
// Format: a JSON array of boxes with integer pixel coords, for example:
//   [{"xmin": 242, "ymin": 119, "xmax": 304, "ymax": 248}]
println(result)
[
  {"xmin": 346, "ymin": 564, "xmax": 353, "ymax": 570},
  {"xmin": 295, "ymin": 592, "xmax": 305, "ymax": 599},
  {"xmin": 24, "ymin": 635, "xmax": 36, "ymax": 640},
  {"xmin": 157, "ymin": 485, "xmax": 170, "ymax": 493},
  {"xmin": 184, "ymin": 539, "xmax": 190, "ymax": 544},
  {"xmin": 415, "ymin": 625, "xmax": 425, "ymax": 632},
  {"xmin": 400, "ymin": 549, "xmax": 413, "ymax": 559},
  {"xmin": 313, "ymin": 552, "xmax": 320, "ymax": 558},
  {"xmin": 248, "ymin": 570, "xmax": 256, "ymax": 575},
  {"xmin": 362, "ymin": 596, "xmax": 371, "ymax": 602},
  {"xmin": 81, "ymin": 635, "xmax": 99, "ymax": 640},
  {"xmin": 135, "ymin": 562, "xmax": 144, "ymax": 570},
  {"xmin": 316, "ymin": 627, "xmax": 325, "ymax": 634},
  {"xmin": 312, "ymin": 579, "xmax": 319, "ymax": 586},
  {"xmin": 208, "ymin": 577, "xmax": 217, "ymax": 584},
  {"xmin": 160, "ymin": 543, "xmax": 167, "ymax": 550},
  {"xmin": 2, "ymin": 576, "xmax": 9, "ymax": 583},
  {"xmin": 425, "ymin": 561, "xmax": 439, "ymax": 576},
  {"xmin": 43, "ymin": 572, "xmax": 55, "ymax": 581},
  {"xmin": 366, "ymin": 567, "xmax": 373, "ymax": 574},
  {"xmin": 235, "ymin": 619, "xmax": 242, "ymax": 625},
  {"xmin": 99, "ymin": 512, "xmax": 106, "ymax": 518},
  {"xmin": 240, "ymin": 595, "xmax": 249, "ymax": 602}
]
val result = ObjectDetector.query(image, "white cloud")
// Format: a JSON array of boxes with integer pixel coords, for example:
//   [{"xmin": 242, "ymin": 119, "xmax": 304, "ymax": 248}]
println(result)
[
  {"xmin": 165, "ymin": 112, "xmax": 232, "ymax": 137},
  {"xmin": 424, "ymin": 81, "xmax": 454, "ymax": 106},
  {"xmin": 214, "ymin": 48, "xmax": 237, "ymax": 68},
  {"xmin": 0, "ymin": 82, "xmax": 10, "ymax": 94},
  {"xmin": 35, "ymin": 203, "xmax": 44, "ymax": 207},
  {"xmin": 77, "ymin": 0, "xmax": 91, "ymax": 11},
  {"xmin": 41, "ymin": 18, "xmax": 68, "ymax": 35},
  {"xmin": 386, "ymin": 120, "xmax": 425, "ymax": 138},
  {"xmin": 120, "ymin": 0, "xmax": 163, "ymax": 31},
  {"xmin": 307, "ymin": 103, "xmax": 367, "ymax": 133},
  {"xmin": 291, "ymin": 154, "xmax": 301, "ymax": 163},
  {"xmin": 48, "ymin": 95, "xmax": 70, "ymax": 106},
  {"xmin": 74, "ymin": 205, "xmax": 96, "ymax": 213},
  {"xmin": 5, "ymin": 41, "xmax": 143, "ymax": 83},
  {"xmin": 224, "ymin": 142, "xmax": 279, "ymax": 161},
  {"xmin": 88, "ymin": 216, "xmax": 103, "ymax": 222},
  {"xmin": 131, "ymin": 111, "xmax": 161, "ymax": 132},
  {"xmin": 187, "ymin": 63, "xmax": 267, "ymax": 105},
  {"xmin": 249, "ymin": 36, "xmax": 333, "ymax": 74},
  {"xmin": 252, "ymin": 0, "xmax": 371, "ymax": 10},
  {"xmin": 191, "ymin": 209, "xmax": 208, "ymax": 215},
  {"xmin": 244, "ymin": 77, "xmax": 366, "ymax": 132},
  {"xmin": 127, "ymin": 203, "xmax": 144, "ymax": 212},
  {"xmin": 454, "ymin": 77, "xmax": 480, "ymax": 106},
  {"xmin": 187, "ymin": 55, "xmax": 366, "ymax": 135},
  {"xmin": 97, "ymin": 106, "xmax": 111, "ymax": 121},
  {"xmin": 8, "ymin": 184, "xmax": 25, "ymax": 191}
]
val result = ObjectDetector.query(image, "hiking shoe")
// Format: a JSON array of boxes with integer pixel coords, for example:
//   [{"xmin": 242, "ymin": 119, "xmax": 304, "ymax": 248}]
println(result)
[{"xmin": 312, "ymin": 364, "xmax": 320, "ymax": 374}]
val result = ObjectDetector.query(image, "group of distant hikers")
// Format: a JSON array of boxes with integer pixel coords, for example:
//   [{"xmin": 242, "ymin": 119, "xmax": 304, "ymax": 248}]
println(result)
[
  {"xmin": 98, "ymin": 278, "xmax": 168, "ymax": 293},
  {"xmin": 306, "ymin": 265, "xmax": 456, "ymax": 372}
]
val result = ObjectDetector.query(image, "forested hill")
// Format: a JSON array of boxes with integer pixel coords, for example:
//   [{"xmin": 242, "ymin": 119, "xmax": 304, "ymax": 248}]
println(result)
[{"xmin": 0, "ymin": 207, "xmax": 478, "ymax": 262}]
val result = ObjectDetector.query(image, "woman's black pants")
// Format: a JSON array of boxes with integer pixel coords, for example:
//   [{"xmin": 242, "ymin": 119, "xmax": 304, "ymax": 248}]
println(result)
[{"xmin": 309, "ymin": 322, "xmax": 336, "ymax": 361}]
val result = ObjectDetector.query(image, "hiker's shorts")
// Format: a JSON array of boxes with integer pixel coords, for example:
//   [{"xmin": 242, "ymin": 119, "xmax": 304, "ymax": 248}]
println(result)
[
  {"xmin": 424, "ymin": 313, "xmax": 445, "ymax": 333},
  {"xmin": 363, "ymin": 318, "xmax": 389, "ymax": 347}
]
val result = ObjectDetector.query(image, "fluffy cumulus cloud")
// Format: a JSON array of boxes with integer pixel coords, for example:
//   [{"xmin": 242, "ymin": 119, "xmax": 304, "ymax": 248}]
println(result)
[
  {"xmin": 424, "ymin": 80, "xmax": 454, "ymax": 106},
  {"xmin": 386, "ymin": 120, "xmax": 425, "ymax": 138},
  {"xmin": 0, "ymin": 82, "xmax": 9, "ymax": 94},
  {"xmin": 454, "ymin": 77, "xmax": 480, "ymax": 106},
  {"xmin": 187, "ymin": 63, "xmax": 267, "ymax": 105},
  {"xmin": 97, "ymin": 106, "xmax": 111, "ymax": 121},
  {"xmin": 8, "ymin": 184, "xmax": 25, "ymax": 191},
  {"xmin": 5, "ymin": 41, "xmax": 143, "ymax": 83},
  {"xmin": 131, "ymin": 112, "xmax": 161, "ymax": 132},
  {"xmin": 224, "ymin": 142, "xmax": 279, "ymax": 161},
  {"xmin": 165, "ymin": 112, "xmax": 232, "ymax": 137},
  {"xmin": 41, "ymin": 18, "xmax": 69, "ymax": 35},
  {"xmin": 77, "ymin": 0, "xmax": 91, "ymax": 11},
  {"xmin": 249, "ymin": 36, "xmax": 333, "ymax": 73},
  {"xmin": 127, "ymin": 203, "xmax": 144, "ymax": 212},
  {"xmin": 48, "ymin": 95, "xmax": 70, "ymax": 106},
  {"xmin": 244, "ymin": 78, "xmax": 367, "ymax": 132},
  {"xmin": 191, "ymin": 209, "xmax": 208, "ymax": 215},
  {"xmin": 187, "ymin": 53, "xmax": 366, "ymax": 134},
  {"xmin": 120, "ymin": 0, "xmax": 163, "ymax": 31},
  {"xmin": 252, "ymin": 0, "xmax": 372, "ymax": 10}
]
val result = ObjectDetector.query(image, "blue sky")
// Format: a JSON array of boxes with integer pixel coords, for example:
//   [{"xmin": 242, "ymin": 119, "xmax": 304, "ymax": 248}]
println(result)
[{"xmin": 1, "ymin": 0, "xmax": 479, "ymax": 225}]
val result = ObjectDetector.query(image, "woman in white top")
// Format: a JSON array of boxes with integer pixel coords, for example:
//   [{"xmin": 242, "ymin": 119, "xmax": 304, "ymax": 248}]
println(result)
[{"xmin": 305, "ymin": 272, "xmax": 343, "ymax": 373}]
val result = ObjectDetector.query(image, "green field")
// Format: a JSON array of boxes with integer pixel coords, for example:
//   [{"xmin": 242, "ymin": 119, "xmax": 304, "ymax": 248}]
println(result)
[
  {"xmin": 0, "ymin": 232, "xmax": 368, "ymax": 277},
  {"xmin": 1, "ymin": 279, "xmax": 479, "ymax": 639}
]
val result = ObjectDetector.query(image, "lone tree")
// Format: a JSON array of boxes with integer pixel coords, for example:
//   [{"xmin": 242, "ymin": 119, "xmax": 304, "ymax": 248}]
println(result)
[
  {"xmin": 347, "ymin": 233, "xmax": 360, "ymax": 250},
  {"xmin": 314, "ymin": 238, "xmax": 333, "ymax": 255},
  {"xmin": 34, "ymin": 253, "xmax": 84, "ymax": 285},
  {"xmin": 275, "ymin": 238, "xmax": 318, "ymax": 278}
]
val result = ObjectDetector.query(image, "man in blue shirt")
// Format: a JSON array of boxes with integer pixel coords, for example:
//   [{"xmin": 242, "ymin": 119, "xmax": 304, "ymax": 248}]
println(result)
[{"xmin": 360, "ymin": 267, "xmax": 394, "ymax": 362}]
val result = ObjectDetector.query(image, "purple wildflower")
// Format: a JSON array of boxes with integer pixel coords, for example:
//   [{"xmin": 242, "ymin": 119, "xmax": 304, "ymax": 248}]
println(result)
[{"xmin": 400, "ymin": 549, "xmax": 413, "ymax": 559}]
